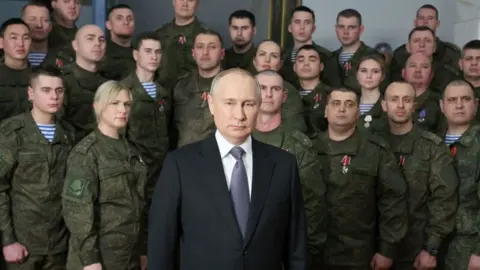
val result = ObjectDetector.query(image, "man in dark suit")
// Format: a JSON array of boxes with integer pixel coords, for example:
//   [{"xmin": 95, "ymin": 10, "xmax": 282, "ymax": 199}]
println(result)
[{"xmin": 147, "ymin": 68, "xmax": 308, "ymax": 270}]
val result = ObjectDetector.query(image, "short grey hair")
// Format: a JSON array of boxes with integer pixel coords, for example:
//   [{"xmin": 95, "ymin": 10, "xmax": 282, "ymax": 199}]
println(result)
[
  {"xmin": 210, "ymin": 68, "xmax": 262, "ymax": 101},
  {"xmin": 255, "ymin": 69, "xmax": 285, "ymax": 91}
]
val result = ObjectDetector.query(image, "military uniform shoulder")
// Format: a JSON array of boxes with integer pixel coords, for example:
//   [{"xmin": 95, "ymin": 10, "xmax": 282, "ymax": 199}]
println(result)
[
  {"xmin": 59, "ymin": 63, "xmax": 75, "ymax": 76},
  {"xmin": 0, "ymin": 115, "xmax": 25, "ymax": 136},
  {"xmin": 155, "ymin": 21, "xmax": 173, "ymax": 33},
  {"xmin": 175, "ymin": 71, "xmax": 194, "ymax": 84},
  {"xmin": 441, "ymin": 62, "xmax": 461, "ymax": 76},
  {"xmin": 419, "ymin": 129, "xmax": 443, "ymax": 145},
  {"xmin": 366, "ymin": 133, "xmax": 390, "ymax": 149},
  {"xmin": 393, "ymin": 44, "xmax": 407, "ymax": 54},
  {"xmin": 290, "ymin": 129, "xmax": 313, "ymax": 148},
  {"xmin": 71, "ymin": 132, "xmax": 98, "ymax": 155},
  {"xmin": 441, "ymin": 40, "xmax": 461, "ymax": 53}
]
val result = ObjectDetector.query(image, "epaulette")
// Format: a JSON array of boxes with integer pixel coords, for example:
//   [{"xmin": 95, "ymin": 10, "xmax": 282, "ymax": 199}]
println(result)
[
  {"xmin": 419, "ymin": 129, "xmax": 443, "ymax": 145},
  {"xmin": 291, "ymin": 129, "xmax": 313, "ymax": 148},
  {"xmin": 367, "ymin": 134, "xmax": 390, "ymax": 149},
  {"xmin": 74, "ymin": 134, "xmax": 98, "ymax": 155},
  {"xmin": 0, "ymin": 118, "xmax": 24, "ymax": 137},
  {"xmin": 442, "ymin": 41, "xmax": 461, "ymax": 53},
  {"xmin": 393, "ymin": 44, "xmax": 407, "ymax": 54}
]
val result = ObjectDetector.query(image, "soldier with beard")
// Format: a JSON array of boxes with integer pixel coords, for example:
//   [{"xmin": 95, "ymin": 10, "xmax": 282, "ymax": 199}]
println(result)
[
  {"xmin": 98, "ymin": 4, "xmax": 136, "ymax": 80},
  {"xmin": 223, "ymin": 10, "xmax": 257, "ymax": 70}
]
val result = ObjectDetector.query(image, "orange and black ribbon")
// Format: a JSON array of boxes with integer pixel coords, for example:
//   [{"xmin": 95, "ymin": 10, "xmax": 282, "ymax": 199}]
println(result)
[
  {"xmin": 201, "ymin": 92, "xmax": 208, "ymax": 108},
  {"xmin": 313, "ymin": 93, "xmax": 321, "ymax": 109},
  {"xmin": 450, "ymin": 145, "xmax": 457, "ymax": 157}
]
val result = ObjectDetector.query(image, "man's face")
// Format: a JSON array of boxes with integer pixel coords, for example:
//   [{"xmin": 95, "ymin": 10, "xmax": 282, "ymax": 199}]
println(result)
[
  {"xmin": 415, "ymin": 8, "xmax": 439, "ymax": 31},
  {"xmin": 208, "ymin": 73, "xmax": 260, "ymax": 144},
  {"xmin": 288, "ymin": 11, "xmax": 315, "ymax": 43},
  {"xmin": 407, "ymin": 30, "xmax": 436, "ymax": 57},
  {"xmin": 51, "ymin": 0, "xmax": 81, "ymax": 22},
  {"xmin": 72, "ymin": 26, "xmax": 106, "ymax": 63},
  {"xmin": 0, "ymin": 24, "xmax": 31, "ymax": 61},
  {"xmin": 460, "ymin": 49, "xmax": 480, "ymax": 79},
  {"xmin": 173, "ymin": 0, "xmax": 197, "ymax": 19},
  {"xmin": 356, "ymin": 59, "xmax": 384, "ymax": 90},
  {"xmin": 229, "ymin": 18, "xmax": 255, "ymax": 48},
  {"xmin": 402, "ymin": 53, "xmax": 433, "ymax": 86},
  {"xmin": 253, "ymin": 41, "xmax": 282, "ymax": 72},
  {"xmin": 381, "ymin": 83, "xmax": 416, "ymax": 125},
  {"xmin": 192, "ymin": 33, "xmax": 224, "ymax": 71},
  {"xmin": 134, "ymin": 39, "xmax": 162, "ymax": 73},
  {"xmin": 335, "ymin": 16, "xmax": 363, "ymax": 47},
  {"xmin": 106, "ymin": 8, "xmax": 135, "ymax": 38},
  {"xmin": 22, "ymin": 5, "xmax": 52, "ymax": 42},
  {"xmin": 28, "ymin": 75, "xmax": 64, "ymax": 114},
  {"xmin": 326, "ymin": 90, "xmax": 360, "ymax": 128},
  {"xmin": 256, "ymin": 73, "xmax": 286, "ymax": 114},
  {"xmin": 441, "ymin": 85, "xmax": 477, "ymax": 126},
  {"xmin": 294, "ymin": 49, "xmax": 323, "ymax": 80}
]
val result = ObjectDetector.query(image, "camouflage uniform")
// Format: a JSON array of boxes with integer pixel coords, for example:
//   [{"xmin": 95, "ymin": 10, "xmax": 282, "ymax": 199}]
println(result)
[
  {"xmin": 413, "ymin": 90, "xmax": 443, "ymax": 133},
  {"xmin": 98, "ymin": 39, "xmax": 136, "ymax": 80},
  {"xmin": 173, "ymin": 70, "xmax": 216, "ymax": 148},
  {"xmin": 0, "ymin": 64, "xmax": 31, "ymax": 122},
  {"xmin": 223, "ymin": 45, "xmax": 256, "ymax": 70},
  {"xmin": 0, "ymin": 112, "xmax": 75, "ymax": 270},
  {"xmin": 48, "ymin": 20, "xmax": 76, "ymax": 49},
  {"xmin": 322, "ymin": 42, "xmax": 390, "ymax": 92},
  {"xmin": 61, "ymin": 64, "xmax": 107, "ymax": 141},
  {"xmin": 310, "ymin": 130, "xmax": 408, "ymax": 269},
  {"xmin": 155, "ymin": 18, "xmax": 207, "ymax": 84},
  {"xmin": 281, "ymin": 42, "xmax": 332, "ymax": 87},
  {"xmin": 382, "ymin": 126, "xmax": 458, "ymax": 269},
  {"xmin": 357, "ymin": 99, "xmax": 389, "ymax": 135},
  {"xmin": 437, "ymin": 124, "xmax": 480, "ymax": 270},
  {"xmin": 299, "ymin": 81, "xmax": 332, "ymax": 135},
  {"xmin": 62, "ymin": 129, "xmax": 148, "ymax": 270}
]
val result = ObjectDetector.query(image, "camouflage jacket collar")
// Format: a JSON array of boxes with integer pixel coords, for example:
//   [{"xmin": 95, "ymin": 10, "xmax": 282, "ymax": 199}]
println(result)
[
  {"xmin": 363, "ymin": 98, "xmax": 384, "ymax": 117},
  {"xmin": 415, "ymin": 89, "xmax": 435, "ymax": 109},
  {"xmin": 123, "ymin": 72, "xmax": 162, "ymax": 100},
  {"xmin": 456, "ymin": 124, "xmax": 480, "ymax": 147},
  {"xmin": 334, "ymin": 41, "xmax": 369, "ymax": 62},
  {"xmin": 388, "ymin": 125, "xmax": 421, "ymax": 154},
  {"xmin": 105, "ymin": 38, "xmax": 133, "ymax": 58},
  {"xmin": 21, "ymin": 112, "xmax": 70, "ymax": 145},
  {"xmin": 319, "ymin": 128, "xmax": 362, "ymax": 156}
]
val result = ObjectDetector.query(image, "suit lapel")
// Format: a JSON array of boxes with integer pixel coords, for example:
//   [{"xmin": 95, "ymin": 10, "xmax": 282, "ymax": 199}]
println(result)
[
  {"xmin": 244, "ymin": 139, "xmax": 274, "ymax": 246},
  {"xmin": 200, "ymin": 136, "xmax": 243, "ymax": 241}
]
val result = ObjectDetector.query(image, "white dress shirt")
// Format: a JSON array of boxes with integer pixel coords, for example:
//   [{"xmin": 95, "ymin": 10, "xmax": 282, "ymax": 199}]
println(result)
[{"xmin": 215, "ymin": 130, "xmax": 253, "ymax": 199}]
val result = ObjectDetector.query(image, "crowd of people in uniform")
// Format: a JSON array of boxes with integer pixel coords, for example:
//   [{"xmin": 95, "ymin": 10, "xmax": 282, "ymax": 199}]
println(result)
[{"xmin": 0, "ymin": 0, "xmax": 479, "ymax": 269}]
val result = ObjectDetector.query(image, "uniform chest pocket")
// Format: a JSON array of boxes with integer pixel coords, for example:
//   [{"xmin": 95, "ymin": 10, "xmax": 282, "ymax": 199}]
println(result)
[
  {"xmin": 350, "ymin": 163, "xmax": 378, "ymax": 189},
  {"xmin": 98, "ymin": 166, "xmax": 132, "ymax": 202},
  {"xmin": 402, "ymin": 161, "xmax": 430, "ymax": 195},
  {"xmin": 17, "ymin": 152, "xmax": 48, "ymax": 182}
]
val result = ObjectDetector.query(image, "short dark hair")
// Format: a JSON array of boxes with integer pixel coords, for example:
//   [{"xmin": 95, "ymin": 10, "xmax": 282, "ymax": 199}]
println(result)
[
  {"xmin": 462, "ymin": 40, "xmax": 480, "ymax": 56},
  {"xmin": 442, "ymin": 79, "xmax": 476, "ymax": 98},
  {"xmin": 21, "ymin": 1, "xmax": 50, "ymax": 18},
  {"xmin": 296, "ymin": 44, "xmax": 323, "ymax": 63},
  {"xmin": 194, "ymin": 29, "xmax": 224, "ymax": 47},
  {"xmin": 326, "ymin": 87, "xmax": 361, "ymax": 104},
  {"xmin": 337, "ymin": 9, "xmax": 362, "ymax": 25},
  {"xmin": 107, "ymin": 4, "xmax": 133, "ymax": 18},
  {"xmin": 30, "ymin": 66, "xmax": 63, "ymax": 87},
  {"xmin": 133, "ymin": 32, "xmax": 161, "ymax": 50},
  {"xmin": 417, "ymin": 4, "xmax": 439, "ymax": 20},
  {"xmin": 408, "ymin": 26, "xmax": 435, "ymax": 41},
  {"xmin": 0, "ymin": 18, "xmax": 30, "ymax": 37},
  {"xmin": 256, "ymin": 39, "xmax": 282, "ymax": 60},
  {"xmin": 291, "ymin": 6, "xmax": 315, "ymax": 22},
  {"xmin": 229, "ymin": 10, "xmax": 255, "ymax": 27}
]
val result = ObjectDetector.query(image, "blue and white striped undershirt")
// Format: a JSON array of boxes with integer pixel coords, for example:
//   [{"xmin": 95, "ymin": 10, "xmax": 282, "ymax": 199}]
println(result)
[
  {"xmin": 291, "ymin": 48, "xmax": 299, "ymax": 63},
  {"xmin": 37, "ymin": 123, "xmax": 56, "ymax": 142},
  {"xmin": 299, "ymin": 89, "xmax": 312, "ymax": 96},
  {"xmin": 359, "ymin": 103, "xmax": 374, "ymax": 115},
  {"xmin": 339, "ymin": 52, "xmax": 354, "ymax": 66},
  {"xmin": 142, "ymin": 82, "xmax": 157, "ymax": 99},
  {"xmin": 445, "ymin": 134, "xmax": 462, "ymax": 146},
  {"xmin": 28, "ymin": 52, "xmax": 47, "ymax": 67}
]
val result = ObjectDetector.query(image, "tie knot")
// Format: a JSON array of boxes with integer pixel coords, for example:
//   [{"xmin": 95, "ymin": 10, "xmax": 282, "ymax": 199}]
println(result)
[{"xmin": 230, "ymin": 146, "xmax": 245, "ymax": 160}]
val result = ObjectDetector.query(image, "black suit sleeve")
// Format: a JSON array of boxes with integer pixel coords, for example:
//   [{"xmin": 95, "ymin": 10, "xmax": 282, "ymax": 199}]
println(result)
[
  {"xmin": 283, "ymin": 155, "xmax": 309, "ymax": 270},
  {"xmin": 147, "ymin": 153, "xmax": 181, "ymax": 270}
]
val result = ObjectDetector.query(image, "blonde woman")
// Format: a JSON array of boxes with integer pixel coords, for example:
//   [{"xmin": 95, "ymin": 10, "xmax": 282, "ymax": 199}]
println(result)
[{"xmin": 62, "ymin": 80, "xmax": 148, "ymax": 270}]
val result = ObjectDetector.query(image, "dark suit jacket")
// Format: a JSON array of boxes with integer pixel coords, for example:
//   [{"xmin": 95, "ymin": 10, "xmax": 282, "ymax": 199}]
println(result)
[{"xmin": 147, "ymin": 135, "xmax": 308, "ymax": 270}]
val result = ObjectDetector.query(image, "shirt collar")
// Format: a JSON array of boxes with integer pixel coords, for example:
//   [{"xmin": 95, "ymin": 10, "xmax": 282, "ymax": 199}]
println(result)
[{"xmin": 215, "ymin": 130, "xmax": 252, "ymax": 159}]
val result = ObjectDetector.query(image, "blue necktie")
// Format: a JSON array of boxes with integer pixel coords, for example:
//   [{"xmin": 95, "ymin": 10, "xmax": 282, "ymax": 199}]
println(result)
[{"xmin": 229, "ymin": 146, "xmax": 250, "ymax": 238}]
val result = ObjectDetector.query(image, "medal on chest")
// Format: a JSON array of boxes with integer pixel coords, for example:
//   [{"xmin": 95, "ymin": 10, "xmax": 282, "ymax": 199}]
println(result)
[
  {"xmin": 341, "ymin": 155, "xmax": 351, "ymax": 174},
  {"xmin": 344, "ymin": 61, "xmax": 351, "ymax": 76},
  {"xmin": 364, "ymin": 115, "xmax": 372, "ymax": 128},
  {"xmin": 398, "ymin": 155, "xmax": 405, "ymax": 167},
  {"xmin": 450, "ymin": 145, "xmax": 457, "ymax": 157},
  {"xmin": 201, "ymin": 92, "xmax": 208, "ymax": 108},
  {"xmin": 158, "ymin": 99, "xmax": 165, "ymax": 112},
  {"xmin": 313, "ymin": 93, "xmax": 321, "ymax": 109},
  {"xmin": 55, "ymin": 58, "xmax": 63, "ymax": 68},
  {"xmin": 178, "ymin": 35, "xmax": 186, "ymax": 44},
  {"xmin": 418, "ymin": 109, "xmax": 426, "ymax": 122}
]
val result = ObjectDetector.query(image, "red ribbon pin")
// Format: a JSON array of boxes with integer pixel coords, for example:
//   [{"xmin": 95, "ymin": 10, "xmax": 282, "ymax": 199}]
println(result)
[{"xmin": 341, "ymin": 155, "xmax": 351, "ymax": 174}]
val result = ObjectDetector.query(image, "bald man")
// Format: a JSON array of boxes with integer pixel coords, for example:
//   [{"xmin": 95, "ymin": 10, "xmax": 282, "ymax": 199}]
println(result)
[
  {"xmin": 402, "ymin": 52, "xmax": 443, "ymax": 133},
  {"xmin": 148, "ymin": 68, "xmax": 308, "ymax": 270},
  {"xmin": 61, "ymin": 24, "xmax": 107, "ymax": 141},
  {"xmin": 380, "ymin": 82, "xmax": 458, "ymax": 270}
]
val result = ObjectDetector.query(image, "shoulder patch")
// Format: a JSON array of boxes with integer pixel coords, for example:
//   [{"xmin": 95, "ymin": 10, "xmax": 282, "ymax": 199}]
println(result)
[
  {"xmin": 367, "ymin": 134, "xmax": 390, "ymax": 149},
  {"xmin": 420, "ymin": 130, "xmax": 443, "ymax": 145},
  {"xmin": 74, "ymin": 135, "xmax": 97, "ymax": 155},
  {"xmin": 291, "ymin": 129, "xmax": 313, "ymax": 148},
  {"xmin": 64, "ymin": 177, "xmax": 87, "ymax": 199},
  {"xmin": 0, "ymin": 118, "xmax": 24, "ymax": 136}
]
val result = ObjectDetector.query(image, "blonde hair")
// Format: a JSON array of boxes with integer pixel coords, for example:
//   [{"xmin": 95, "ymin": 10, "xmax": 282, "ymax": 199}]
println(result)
[{"xmin": 93, "ymin": 80, "xmax": 132, "ymax": 121}]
